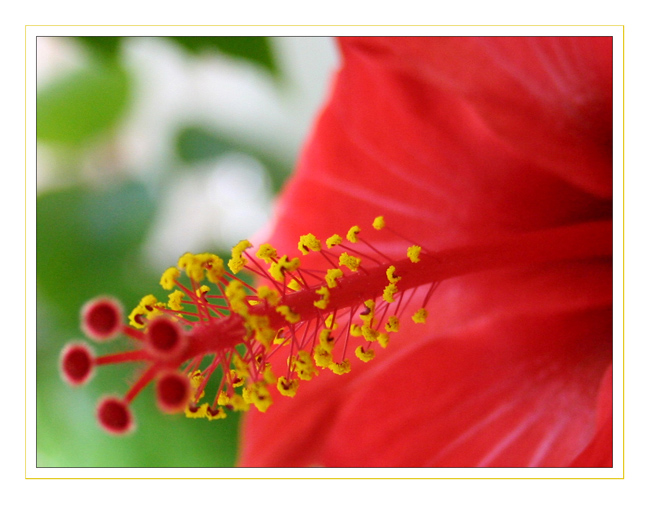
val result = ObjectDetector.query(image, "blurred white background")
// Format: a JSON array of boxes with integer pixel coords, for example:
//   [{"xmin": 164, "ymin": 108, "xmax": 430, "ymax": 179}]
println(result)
[{"xmin": 37, "ymin": 36, "xmax": 339, "ymax": 268}]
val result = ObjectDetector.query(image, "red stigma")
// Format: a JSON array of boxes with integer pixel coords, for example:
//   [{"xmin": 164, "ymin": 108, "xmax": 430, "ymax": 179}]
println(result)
[
  {"xmin": 60, "ymin": 343, "xmax": 94, "ymax": 386},
  {"xmin": 81, "ymin": 297, "xmax": 123, "ymax": 341},
  {"xmin": 156, "ymin": 371, "xmax": 191, "ymax": 413},
  {"xmin": 97, "ymin": 397, "xmax": 134, "ymax": 435},
  {"xmin": 145, "ymin": 317, "xmax": 186, "ymax": 358}
]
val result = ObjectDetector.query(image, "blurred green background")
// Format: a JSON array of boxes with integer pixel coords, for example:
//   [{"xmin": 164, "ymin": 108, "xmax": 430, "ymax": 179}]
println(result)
[{"xmin": 36, "ymin": 36, "xmax": 337, "ymax": 467}]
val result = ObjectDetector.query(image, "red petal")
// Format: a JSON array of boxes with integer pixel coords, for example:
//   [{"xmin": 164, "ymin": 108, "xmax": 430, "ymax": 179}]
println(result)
[
  {"xmin": 241, "ymin": 37, "xmax": 612, "ymax": 467},
  {"xmin": 569, "ymin": 364, "xmax": 613, "ymax": 467},
  {"xmin": 269, "ymin": 37, "xmax": 612, "ymax": 262},
  {"xmin": 240, "ymin": 261, "xmax": 612, "ymax": 467},
  {"xmin": 314, "ymin": 308, "xmax": 611, "ymax": 467},
  {"xmin": 340, "ymin": 37, "xmax": 613, "ymax": 198}
]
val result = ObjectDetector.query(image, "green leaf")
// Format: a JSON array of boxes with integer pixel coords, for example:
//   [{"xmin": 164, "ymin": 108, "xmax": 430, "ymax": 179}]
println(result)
[
  {"xmin": 37, "ymin": 61, "xmax": 130, "ymax": 145},
  {"xmin": 167, "ymin": 36, "xmax": 277, "ymax": 75},
  {"xmin": 174, "ymin": 125, "xmax": 291, "ymax": 193},
  {"xmin": 36, "ymin": 181, "xmax": 155, "ymax": 327},
  {"xmin": 175, "ymin": 125, "xmax": 231, "ymax": 163},
  {"xmin": 74, "ymin": 36, "xmax": 123, "ymax": 62}
]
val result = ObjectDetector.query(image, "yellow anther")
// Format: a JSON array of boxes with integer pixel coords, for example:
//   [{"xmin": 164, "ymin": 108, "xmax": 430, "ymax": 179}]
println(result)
[
  {"xmin": 226, "ymin": 280, "xmax": 249, "ymax": 316},
  {"xmin": 202, "ymin": 254, "xmax": 225, "ymax": 283},
  {"xmin": 350, "ymin": 324, "xmax": 363, "ymax": 337},
  {"xmin": 386, "ymin": 265, "xmax": 401, "ymax": 284},
  {"xmin": 167, "ymin": 290, "xmax": 185, "ymax": 311},
  {"xmin": 292, "ymin": 350, "xmax": 317, "ymax": 380},
  {"xmin": 255, "ymin": 325, "xmax": 276, "ymax": 349},
  {"xmin": 248, "ymin": 314, "xmax": 274, "ymax": 348},
  {"xmin": 186, "ymin": 403, "xmax": 227, "ymax": 420},
  {"xmin": 288, "ymin": 278, "xmax": 303, "ymax": 291},
  {"xmin": 232, "ymin": 394, "xmax": 250, "ymax": 412},
  {"xmin": 139, "ymin": 294, "xmax": 159, "ymax": 309},
  {"xmin": 176, "ymin": 252, "xmax": 223, "ymax": 282},
  {"xmin": 359, "ymin": 299, "xmax": 375, "ymax": 324},
  {"xmin": 185, "ymin": 403, "xmax": 208, "ymax": 419},
  {"xmin": 276, "ymin": 305, "xmax": 300, "ymax": 324},
  {"xmin": 362, "ymin": 325, "xmax": 380, "ymax": 342},
  {"xmin": 283, "ymin": 255, "xmax": 301, "ymax": 272},
  {"xmin": 268, "ymin": 263, "xmax": 283, "ymax": 282},
  {"xmin": 329, "ymin": 359, "xmax": 351, "ymax": 375},
  {"xmin": 372, "ymin": 216, "xmax": 386, "ymax": 230},
  {"xmin": 216, "ymin": 390, "xmax": 229, "ymax": 406},
  {"xmin": 256, "ymin": 244, "xmax": 277, "ymax": 264},
  {"xmin": 268, "ymin": 255, "xmax": 301, "ymax": 282},
  {"xmin": 129, "ymin": 294, "xmax": 164, "ymax": 328},
  {"xmin": 128, "ymin": 305, "xmax": 147, "ymax": 328},
  {"xmin": 185, "ymin": 253, "xmax": 208, "ymax": 282},
  {"xmin": 177, "ymin": 252, "xmax": 196, "ymax": 275},
  {"xmin": 257, "ymin": 285, "xmax": 281, "ymax": 306},
  {"xmin": 412, "ymin": 308, "xmax": 429, "ymax": 324},
  {"xmin": 314, "ymin": 286, "xmax": 330, "ymax": 310},
  {"xmin": 277, "ymin": 376, "xmax": 299, "ymax": 397},
  {"xmin": 383, "ymin": 283, "xmax": 399, "ymax": 303},
  {"xmin": 319, "ymin": 328, "xmax": 335, "ymax": 351},
  {"xmin": 230, "ymin": 369, "xmax": 246, "ymax": 388},
  {"xmin": 228, "ymin": 256, "xmax": 246, "ymax": 275},
  {"xmin": 233, "ymin": 239, "xmax": 252, "ymax": 256},
  {"xmin": 160, "ymin": 267, "xmax": 180, "ymax": 290},
  {"xmin": 195, "ymin": 285, "xmax": 210, "ymax": 298},
  {"xmin": 325, "ymin": 314, "xmax": 338, "ymax": 329},
  {"xmin": 273, "ymin": 329, "xmax": 288, "ymax": 345},
  {"xmin": 205, "ymin": 407, "xmax": 227, "ymax": 420},
  {"xmin": 242, "ymin": 382, "xmax": 273, "ymax": 413},
  {"xmin": 325, "ymin": 268, "xmax": 344, "ymax": 288},
  {"xmin": 355, "ymin": 345, "xmax": 376, "ymax": 363},
  {"xmin": 189, "ymin": 370, "xmax": 205, "ymax": 392},
  {"xmin": 298, "ymin": 233, "xmax": 322, "ymax": 255},
  {"xmin": 232, "ymin": 354, "xmax": 250, "ymax": 380},
  {"xmin": 217, "ymin": 391, "xmax": 250, "ymax": 412},
  {"xmin": 228, "ymin": 240, "xmax": 253, "ymax": 274},
  {"xmin": 346, "ymin": 225, "xmax": 361, "ymax": 243},
  {"xmin": 185, "ymin": 371, "xmax": 207, "ymax": 411},
  {"xmin": 377, "ymin": 333, "xmax": 390, "ymax": 349},
  {"xmin": 385, "ymin": 315, "xmax": 400, "ymax": 333},
  {"xmin": 313, "ymin": 346, "xmax": 333, "ymax": 368},
  {"xmin": 339, "ymin": 252, "xmax": 361, "ymax": 272},
  {"xmin": 263, "ymin": 363, "xmax": 276, "ymax": 385},
  {"xmin": 407, "ymin": 245, "xmax": 422, "ymax": 263},
  {"xmin": 326, "ymin": 234, "xmax": 343, "ymax": 248}
]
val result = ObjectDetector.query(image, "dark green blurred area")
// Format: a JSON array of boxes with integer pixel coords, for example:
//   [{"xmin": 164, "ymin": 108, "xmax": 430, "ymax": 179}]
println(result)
[{"xmin": 36, "ymin": 36, "xmax": 290, "ymax": 467}]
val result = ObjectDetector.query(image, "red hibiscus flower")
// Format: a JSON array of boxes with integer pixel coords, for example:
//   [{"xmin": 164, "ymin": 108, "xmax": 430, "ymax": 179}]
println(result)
[{"xmin": 238, "ymin": 37, "xmax": 613, "ymax": 467}]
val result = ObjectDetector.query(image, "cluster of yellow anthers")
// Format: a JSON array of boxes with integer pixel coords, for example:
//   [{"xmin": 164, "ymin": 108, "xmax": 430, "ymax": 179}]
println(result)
[
  {"xmin": 185, "ymin": 217, "xmax": 428, "ymax": 417},
  {"xmin": 63, "ymin": 215, "xmax": 436, "ymax": 433}
]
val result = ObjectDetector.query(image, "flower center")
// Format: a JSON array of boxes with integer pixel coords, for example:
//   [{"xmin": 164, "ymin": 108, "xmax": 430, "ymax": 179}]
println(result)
[{"xmin": 61, "ymin": 216, "xmax": 612, "ymax": 434}]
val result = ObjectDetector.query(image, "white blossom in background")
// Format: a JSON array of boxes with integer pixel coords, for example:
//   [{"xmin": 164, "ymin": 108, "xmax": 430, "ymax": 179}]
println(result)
[{"xmin": 37, "ymin": 36, "xmax": 339, "ymax": 267}]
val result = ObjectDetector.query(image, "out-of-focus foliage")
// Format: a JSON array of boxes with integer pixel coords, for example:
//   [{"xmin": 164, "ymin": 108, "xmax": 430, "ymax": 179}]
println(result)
[
  {"xmin": 36, "ymin": 36, "xmax": 291, "ymax": 467},
  {"xmin": 37, "ymin": 182, "xmax": 155, "ymax": 326},
  {"xmin": 37, "ymin": 61, "xmax": 129, "ymax": 145},
  {"xmin": 174, "ymin": 125, "xmax": 290, "ymax": 192},
  {"xmin": 167, "ymin": 36, "xmax": 277, "ymax": 75}
]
